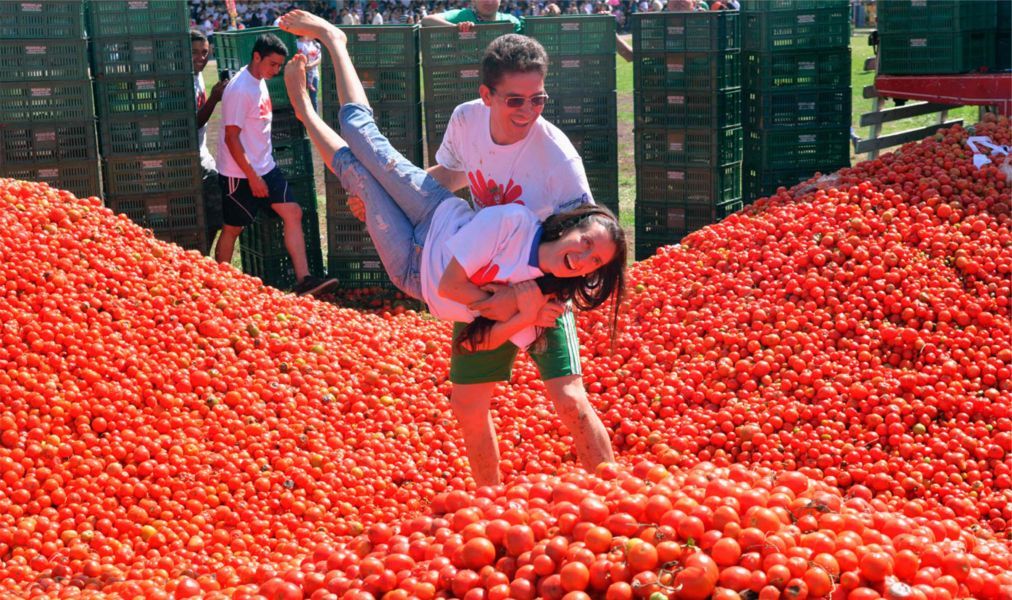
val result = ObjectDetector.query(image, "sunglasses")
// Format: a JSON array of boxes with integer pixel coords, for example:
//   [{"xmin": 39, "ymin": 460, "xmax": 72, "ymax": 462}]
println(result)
[{"xmin": 491, "ymin": 88, "xmax": 550, "ymax": 108}]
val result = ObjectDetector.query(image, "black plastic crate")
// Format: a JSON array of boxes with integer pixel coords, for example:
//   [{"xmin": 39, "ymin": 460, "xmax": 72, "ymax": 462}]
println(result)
[
  {"xmin": 743, "ymin": 163, "xmax": 846, "ymax": 201},
  {"xmin": 631, "ymin": 11, "xmax": 740, "ymax": 53},
  {"xmin": 542, "ymin": 92, "xmax": 617, "ymax": 131},
  {"xmin": 523, "ymin": 15, "xmax": 616, "ymax": 55},
  {"xmin": 339, "ymin": 25, "xmax": 419, "ymax": 69},
  {"xmin": 94, "ymin": 75, "xmax": 194, "ymax": 116},
  {"xmin": 634, "ymin": 51, "xmax": 740, "ymax": 92},
  {"xmin": 157, "ymin": 227, "xmax": 207, "ymax": 251},
  {"xmin": 635, "ymin": 88, "xmax": 740, "ymax": 128},
  {"xmin": 546, "ymin": 54, "xmax": 616, "ymax": 96},
  {"xmin": 0, "ymin": 39, "xmax": 90, "ymax": 82},
  {"xmin": 740, "ymin": 0, "xmax": 846, "ymax": 10},
  {"xmin": 85, "ymin": 0, "xmax": 188, "ymax": 38},
  {"xmin": 878, "ymin": 0, "xmax": 997, "ymax": 34},
  {"xmin": 89, "ymin": 35, "xmax": 192, "ymax": 78},
  {"xmin": 420, "ymin": 23, "xmax": 514, "ymax": 67},
  {"xmin": 286, "ymin": 175, "xmax": 320, "ymax": 213},
  {"xmin": 270, "ymin": 108, "xmax": 307, "ymax": 146},
  {"xmin": 2, "ymin": 160, "xmax": 101, "ymax": 198},
  {"xmin": 635, "ymin": 198, "xmax": 741, "ymax": 260},
  {"xmin": 241, "ymin": 205, "xmax": 320, "ymax": 257},
  {"xmin": 273, "ymin": 139, "xmax": 316, "ymax": 181},
  {"xmin": 744, "ymin": 127, "xmax": 850, "ymax": 171},
  {"xmin": 563, "ymin": 128, "xmax": 617, "ymax": 168},
  {"xmin": 878, "ymin": 30, "xmax": 997, "ymax": 75},
  {"xmin": 743, "ymin": 7, "xmax": 850, "ymax": 51},
  {"xmin": 102, "ymin": 152, "xmax": 201, "ymax": 196},
  {"xmin": 0, "ymin": 1, "xmax": 85, "ymax": 39},
  {"xmin": 743, "ymin": 49, "xmax": 850, "ymax": 91},
  {"xmin": 0, "ymin": 120, "xmax": 98, "ymax": 164},
  {"xmin": 327, "ymin": 256, "xmax": 396, "ymax": 290},
  {"xmin": 324, "ymin": 63, "xmax": 421, "ymax": 106},
  {"xmin": 105, "ymin": 189, "xmax": 205, "ymax": 232},
  {"xmin": 326, "ymin": 209, "xmax": 375, "ymax": 256},
  {"xmin": 98, "ymin": 113, "xmax": 197, "ymax": 157},
  {"xmin": 0, "ymin": 80, "xmax": 95, "ymax": 123},
  {"xmin": 744, "ymin": 87, "xmax": 851, "ymax": 130},
  {"xmin": 635, "ymin": 126, "xmax": 742, "ymax": 167},
  {"xmin": 241, "ymin": 247, "xmax": 326, "ymax": 290},
  {"xmin": 636, "ymin": 162, "xmax": 741, "ymax": 205}
]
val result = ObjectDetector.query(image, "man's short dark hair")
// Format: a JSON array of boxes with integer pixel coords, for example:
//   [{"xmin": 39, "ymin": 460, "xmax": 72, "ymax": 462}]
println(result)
[
  {"xmin": 190, "ymin": 29, "xmax": 208, "ymax": 44},
  {"xmin": 251, "ymin": 33, "xmax": 289, "ymax": 62},
  {"xmin": 480, "ymin": 34, "xmax": 548, "ymax": 89}
]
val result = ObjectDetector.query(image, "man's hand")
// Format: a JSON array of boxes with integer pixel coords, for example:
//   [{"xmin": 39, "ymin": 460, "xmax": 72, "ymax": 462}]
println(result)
[
  {"xmin": 209, "ymin": 78, "xmax": 228, "ymax": 102},
  {"xmin": 457, "ymin": 21, "xmax": 475, "ymax": 32},
  {"xmin": 347, "ymin": 196, "xmax": 366, "ymax": 221},
  {"xmin": 514, "ymin": 281, "xmax": 546, "ymax": 323},
  {"xmin": 468, "ymin": 285, "xmax": 517, "ymax": 321},
  {"xmin": 534, "ymin": 301, "xmax": 564, "ymax": 328},
  {"xmin": 249, "ymin": 175, "xmax": 269, "ymax": 198}
]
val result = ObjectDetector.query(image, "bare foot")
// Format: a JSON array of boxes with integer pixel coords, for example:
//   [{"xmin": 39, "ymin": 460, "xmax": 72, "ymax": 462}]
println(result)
[
  {"xmin": 278, "ymin": 9, "xmax": 346, "ymax": 44},
  {"xmin": 284, "ymin": 54, "xmax": 313, "ymax": 120}
]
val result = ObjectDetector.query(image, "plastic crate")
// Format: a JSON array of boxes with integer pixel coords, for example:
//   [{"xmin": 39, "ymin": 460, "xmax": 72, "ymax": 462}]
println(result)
[
  {"xmin": 635, "ymin": 126, "xmax": 742, "ymax": 167},
  {"xmin": 339, "ymin": 25, "xmax": 419, "ymax": 69},
  {"xmin": 878, "ymin": 30, "xmax": 997, "ymax": 75},
  {"xmin": 631, "ymin": 11, "xmax": 740, "ymax": 53},
  {"xmin": 636, "ymin": 162, "xmax": 741, "ymax": 205},
  {"xmin": 2, "ymin": 161, "xmax": 101, "ymax": 198},
  {"xmin": 423, "ymin": 65, "xmax": 485, "ymax": 106},
  {"xmin": 585, "ymin": 167, "xmax": 619, "ymax": 216},
  {"xmin": 566, "ymin": 128, "xmax": 617, "ymax": 168},
  {"xmin": 878, "ymin": 1, "xmax": 996, "ymax": 34},
  {"xmin": 0, "ymin": 39, "xmax": 90, "ymax": 83},
  {"xmin": 94, "ymin": 75, "xmax": 194, "ymax": 116},
  {"xmin": 271, "ymin": 108, "xmax": 307, "ymax": 146},
  {"xmin": 635, "ymin": 88, "xmax": 740, "ymax": 128},
  {"xmin": 743, "ymin": 49, "xmax": 850, "ymax": 90},
  {"xmin": 545, "ymin": 54, "xmax": 616, "ymax": 96},
  {"xmin": 157, "ymin": 227, "xmax": 206, "ymax": 251},
  {"xmin": 424, "ymin": 103, "xmax": 456, "ymax": 160},
  {"xmin": 85, "ymin": 0, "xmax": 188, "ymax": 38},
  {"xmin": 287, "ymin": 175, "xmax": 320, "ymax": 213},
  {"xmin": 743, "ymin": 7, "xmax": 850, "ymax": 52},
  {"xmin": 326, "ymin": 209, "xmax": 377, "ymax": 256},
  {"xmin": 102, "ymin": 152, "xmax": 201, "ymax": 196},
  {"xmin": 0, "ymin": 120, "xmax": 98, "ymax": 164},
  {"xmin": 1001, "ymin": 0, "xmax": 1012, "ymax": 31},
  {"xmin": 241, "ymin": 246, "xmax": 326, "ymax": 290},
  {"xmin": 743, "ymin": 163, "xmax": 846, "ymax": 201},
  {"xmin": 635, "ymin": 198, "xmax": 739, "ymax": 260},
  {"xmin": 740, "ymin": 0, "xmax": 846, "ymax": 10},
  {"xmin": 634, "ymin": 51, "xmax": 740, "ymax": 91},
  {"xmin": 998, "ymin": 31, "xmax": 1011, "ymax": 71},
  {"xmin": 105, "ymin": 189, "xmax": 205, "ymax": 232},
  {"xmin": 0, "ymin": 80, "xmax": 95, "ymax": 123},
  {"xmin": 523, "ymin": 15, "xmax": 616, "ymax": 55},
  {"xmin": 420, "ymin": 23, "xmax": 514, "ymax": 67},
  {"xmin": 322, "ymin": 102, "xmax": 423, "ymax": 164},
  {"xmin": 272, "ymin": 139, "xmax": 316, "ymax": 181},
  {"xmin": 241, "ymin": 205, "xmax": 320, "ymax": 257},
  {"xmin": 542, "ymin": 92, "xmax": 617, "ymax": 131},
  {"xmin": 89, "ymin": 35, "xmax": 192, "ymax": 78},
  {"xmin": 325, "ymin": 63, "xmax": 421, "ymax": 106},
  {"xmin": 744, "ymin": 127, "xmax": 850, "ymax": 171},
  {"xmin": 98, "ymin": 113, "xmax": 196, "ymax": 157},
  {"xmin": 0, "ymin": 1, "xmax": 85, "ymax": 39},
  {"xmin": 327, "ymin": 256, "xmax": 396, "ymax": 290},
  {"xmin": 744, "ymin": 87, "xmax": 851, "ymax": 129}
]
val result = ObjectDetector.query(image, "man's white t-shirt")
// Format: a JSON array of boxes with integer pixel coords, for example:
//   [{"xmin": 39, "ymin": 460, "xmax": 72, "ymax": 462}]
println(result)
[
  {"xmin": 421, "ymin": 200, "xmax": 545, "ymax": 348},
  {"xmin": 216, "ymin": 66, "xmax": 275, "ymax": 178},
  {"xmin": 435, "ymin": 99, "xmax": 593, "ymax": 221},
  {"xmin": 194, "ymin": 72, "xmax": 216, "ymax": 172}
]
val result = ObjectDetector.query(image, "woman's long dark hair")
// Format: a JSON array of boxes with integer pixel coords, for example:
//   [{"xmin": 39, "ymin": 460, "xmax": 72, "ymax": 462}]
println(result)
[{"xmin": 454, "ymin": 204, "xmax": 627, "ymax": 353}]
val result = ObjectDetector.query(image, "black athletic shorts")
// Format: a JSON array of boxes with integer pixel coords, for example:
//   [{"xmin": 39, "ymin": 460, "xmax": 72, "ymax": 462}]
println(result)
[{"xmin": 219, "ymin": 166, "xmax": 295, "ymax": 227}]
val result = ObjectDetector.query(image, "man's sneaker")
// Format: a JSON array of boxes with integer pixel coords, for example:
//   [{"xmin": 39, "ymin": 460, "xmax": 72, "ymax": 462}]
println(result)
[{"xmin": 293, "ymin": 275, "xmax": 338, "ymax": 297}]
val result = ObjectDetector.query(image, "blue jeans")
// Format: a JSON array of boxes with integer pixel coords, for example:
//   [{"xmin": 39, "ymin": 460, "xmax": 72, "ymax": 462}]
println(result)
[{"xmin": 330, "ymin": 103, "xmax": 453, "ymax": 300}]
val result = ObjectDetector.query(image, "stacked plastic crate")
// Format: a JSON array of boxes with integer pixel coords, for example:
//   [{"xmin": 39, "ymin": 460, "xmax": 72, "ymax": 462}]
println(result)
[
  {"xmin": 0, "ymin": 2, "xmax": 100, "ymax": 199},
  {"xmin": 877, "ymin": 1, "xmax": 997, "ymax": 75},
  {"xmin": 1000, "ymin": 0, "xmax": 1011, "ymax": 72},
  {"xmin": 741, "ymin": 0, "xmax": 851, "ymax": 202},
  {"xmin": 631, "ymin": 11, "xmax": 742, "ymax": 260},
  {"xmin": 86, "ymin": 0, "xmax": 204, "ymax": 250},
  {"xmin": 524, "ymin": 15, "xmax": 619, "ymax": 216},
  {"xmin": 215, "ymin": 26, "xmax": 324, "ymax": 289},
  {"xmin": 322, "ymin": 25, "xmax": 422, "ymax": 289}
]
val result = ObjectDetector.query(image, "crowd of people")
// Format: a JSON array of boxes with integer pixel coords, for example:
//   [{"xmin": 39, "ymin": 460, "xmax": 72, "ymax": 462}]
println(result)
[{"xmin": 189, "ymin": 0, "xmax": 738, "ymax": 35}]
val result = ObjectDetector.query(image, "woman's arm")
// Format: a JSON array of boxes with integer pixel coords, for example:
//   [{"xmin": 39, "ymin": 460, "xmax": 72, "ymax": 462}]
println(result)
[{"xmin": 438, "ymin": 258, "xmax": 492, "ymax": 306}]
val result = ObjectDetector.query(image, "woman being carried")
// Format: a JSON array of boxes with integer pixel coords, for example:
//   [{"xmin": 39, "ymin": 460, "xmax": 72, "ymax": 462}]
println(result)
[{"xmin": 279, "ymin": 10, "xmax": 626, "ymax": 486}]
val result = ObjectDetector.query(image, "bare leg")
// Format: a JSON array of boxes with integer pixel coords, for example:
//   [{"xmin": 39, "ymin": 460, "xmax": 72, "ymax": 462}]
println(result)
[
  {"xmin": 214, "ymin": 225, "xmax": 243, "ymax": 264},
  {"xmin": 545, "ymin": 375, "xmax": 615, "ymax": 471},
  {"xmin": 449, "ymin": 383, "xmax": 501, "ymax": 488},
  {"xmin": 285, "ymin": 54, "xmax": 348, "ymax": 172},
  {"xmin": 271, "ymin": 202, "xmax": 309, "ymax": 281},
  {"xmin": 279, "ymin": 10, "xmax": 369, "ymax": 108}
]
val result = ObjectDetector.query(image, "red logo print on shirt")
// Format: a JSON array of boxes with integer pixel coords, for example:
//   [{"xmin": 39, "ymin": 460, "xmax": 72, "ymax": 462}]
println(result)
[
  {"xmin": 468, "ymin": 170, "xmax": 524, "ymax": 208},
  {"xmin": 196, "ymin": 89, "xmax": 206, "ymax": 110},
  {"xmin": 469, "ymin": 262, "xmax": 500, "ymax": 286},
  {"xmin": 258, "ymin": 96, "xmax": 272, "ymax": 119}
]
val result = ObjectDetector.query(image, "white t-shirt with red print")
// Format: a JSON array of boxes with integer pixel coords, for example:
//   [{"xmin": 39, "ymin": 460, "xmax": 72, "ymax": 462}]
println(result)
[
  {"xmin": 435, "ymin": 99, "xmax": 593, "ymax": 221},
  {"xmin": 194, "ymin": 72, "xmax": 216, "ymax": 171},
  {"xmin": 216, "ymin": 66, "xmax": 275, "ymax": 178},
  {"xmin": 297, "ymin": 39, "xmax": 321, "ymax": 81},
  {"xmin": 421, "ymin": 199, "xmax": 544, "ymax": 349}
]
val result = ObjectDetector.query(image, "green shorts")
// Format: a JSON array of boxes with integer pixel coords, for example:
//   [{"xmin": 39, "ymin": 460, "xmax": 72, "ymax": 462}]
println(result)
[{"xmin": 449, "ymin": 310, "xmax": 582, "ymax": 384}]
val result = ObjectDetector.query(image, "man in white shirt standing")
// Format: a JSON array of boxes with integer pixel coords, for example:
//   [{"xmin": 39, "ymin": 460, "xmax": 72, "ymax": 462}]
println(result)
[
  {"xmin": 191, "ymin": 29, "xmax": 228, "ymax": 255},
  {"xmin": 215, "ymin": 33, "xmax": 336, "ymax": 296}
]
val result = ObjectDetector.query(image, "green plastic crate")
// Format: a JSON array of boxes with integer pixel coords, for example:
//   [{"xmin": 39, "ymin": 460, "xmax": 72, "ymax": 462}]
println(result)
[
  {"xmin": 878, "ymin": 30, "xmax": 997, "ymax": 75},
  {"xmin": 585, "ymin": 167, "xmax": 619, "ymax": 216},
  {"xmin": 542, "ymin": 92, "xmax": 617, "ymax": 131},
  {"xmin": 327, "ymin": 256, "xmax": 396, "ymax": 290},
  {"xmin": 998, "ymin": 31, "xmax": 1011, "ymax": 71},
  {"xmin": 423, "ymin": 65, "xmax": 484, "ymax": 106},
  {"xmin": 743, "ymin": 49, "xmax": 850, "ymax": 90},
  {"xmin": 566, "ymin": 128, "xmax": 617, "ymax": 168},
  {"xmin": 85, "ymin": 0, "xmax": 188, "ymax": 38},
  {"xmin": 0, "ymin": 120, "xmax": 98, "ymax": 165},
  {"xmin": 634, "ymin": 51, "xmax": 740, "ymax": 91},
  {"xmin": 744, "ymin": 127, "xmax": 850, "ymax": 171},
  {"xmin": 631, "ymin": 11, "xmax": 740, "ymax": 53},
  {"xmin": 744, "ymin": 88, "xmax": 851, "ymax": 130},
  {"xmin": 546, "ymin": 54, "xmax": 616, "ymax": 96},
  {"xmin": 105, "ymin": 189, "xmax": 205, "ymax": 232},
  {"xmin": 157, "ymin": 227, "xmax": 206, "ymax": 251},
  {"xmin": 339, "ymin": 25, "xmax": 419, "ymax": 69},
  {"xmin": 878, "ymin": 0, "xmax": 997, "ymax": 34},
  {"xmin": 0, "ymin": 80, "xmax": 95, "ymax": 123},
  {"xmin": 102, "ymin": 152, "xmax": 201, "ymax": 196},
  {"xmin": 420, "ymin": 23, "xmax": 514, "ymax": 67},
  {"xmin": 635, "ymin": 88, "xmax": 740, "ymax": 128},
  {"xmin": 273, "ymin": 139, "xmax": 316, "ymax": 181},
  {"xmin": 241, "ymin": 204, "xmax": 320, "ymax": 257},
  {"xmin": 0, "ymin": 1, "xmax": 84, "ymax": 39},
  {"xmin": 98, "ymin": 113, "xmax": 197, "ymax": 157},
  {"xmin": 743, "ymin": 162, "xmax": 847, "ymax": 201},
  {"xmin": 1001, "ymin": 0, "xmax": 1012, "ymax": 31},
  {"xmin": 636, "ymin": 162, "xmax": 741, "ymax": 205},
  {"xmin": 326, "ymin": 209, "xmax": 376, "ymax": 256},
  {"xmin": 325, "ymin": 63, "xmax": 421, "ymax": 106},
  {"xmin": 635, "ymin": 195, "xmax": 742, "ymax": 260},
  {"xmin": 523, "ymin": 15, "xmax": 616, "ymax": 55},
  {"xmin": 94, "ymin": 75, "xmax": 194, "ymax": 116},
  {"xmin": 287, "ymin": 175, "xmax": 320, "ymax": 213},
  {"xmin": 213, "ymin": 27, "xmax": 299, "ymax": 108},
  {"xmin": 89, "ymin": 35, "xmax": 192, "ymax": 78},
  {"xmin": 271, "ymin": 108, "xmax": 307, "ymax": 146},
  {"xmin": 323, "ymin": 102, "xmax": 423, "ymax": 165},
  {"xmin": 743, "ymin": 7, "xmax": 850, "ymax": 51},
  {"xmin": 740, "ymin": 0, "xmax": 846, "ymax": 10},
  {"xmin": 2, "ymin": 160, "xmax": 101, "ymax": 198},
  {"xmin": 0, "ymin": 39, "xmax": 90, "ymax": 83},
  {"xmin": 635, "ymin": 126, "xmax": 742, "ymax": 167}
]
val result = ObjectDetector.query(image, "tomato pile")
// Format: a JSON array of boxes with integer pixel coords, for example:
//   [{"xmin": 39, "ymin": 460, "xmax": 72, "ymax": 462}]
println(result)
[{"xmin": 0, "ymin": 116, "xmax": 1009, "ymax": 599}]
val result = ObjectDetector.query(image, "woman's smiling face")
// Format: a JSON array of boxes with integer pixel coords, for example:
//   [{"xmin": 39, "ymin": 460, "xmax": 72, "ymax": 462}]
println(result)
[{"xmin": 539, "ymin": 221, "xmax": 617, "ymax": 278}]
